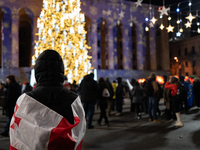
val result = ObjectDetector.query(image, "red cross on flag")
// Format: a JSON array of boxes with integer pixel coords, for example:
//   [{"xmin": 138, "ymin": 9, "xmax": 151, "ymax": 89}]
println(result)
[{"xmin": 10, "ymin": 94, "xmax": 86, "ymax": 150}]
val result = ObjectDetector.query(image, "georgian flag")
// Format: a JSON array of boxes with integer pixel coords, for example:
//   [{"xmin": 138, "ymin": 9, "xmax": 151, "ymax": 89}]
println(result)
[{"xmin": 10, "ymin": 94, "xmax": 86, "ymax": 150}]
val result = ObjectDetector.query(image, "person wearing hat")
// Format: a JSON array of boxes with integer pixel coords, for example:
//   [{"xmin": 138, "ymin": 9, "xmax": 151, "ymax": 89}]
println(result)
[{"xmin": 115, "ymin": 77, "xmax": 125, "ymax": 116}]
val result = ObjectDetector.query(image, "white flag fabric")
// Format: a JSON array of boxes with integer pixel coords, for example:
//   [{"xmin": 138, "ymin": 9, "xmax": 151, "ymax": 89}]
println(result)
[{"xmin": 10, "ymin": 93, "xmax": 86, "ymax": 150}]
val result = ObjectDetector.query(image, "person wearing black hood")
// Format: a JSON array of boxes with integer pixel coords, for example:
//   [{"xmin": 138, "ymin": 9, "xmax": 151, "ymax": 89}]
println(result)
[
  {"xmin": 115, "ymin": 77, "xmax": 125, "ymax": 116},
  {"xmin": 9, "ymin": 50, "xmax": 86, "ymax": 150},
  {"xmin": 0, "ymin": 75, "xmax": 21, "ymax": 137},
  {"xmin": 79, "ymin": 73, "xmax": 98, "ymax": 129}
]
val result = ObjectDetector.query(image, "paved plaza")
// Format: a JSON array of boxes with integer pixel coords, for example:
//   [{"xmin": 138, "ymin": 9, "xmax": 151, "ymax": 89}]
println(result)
[{"xmin": 1, "ymin": 99, "xmax": 200, "ymax": 150}]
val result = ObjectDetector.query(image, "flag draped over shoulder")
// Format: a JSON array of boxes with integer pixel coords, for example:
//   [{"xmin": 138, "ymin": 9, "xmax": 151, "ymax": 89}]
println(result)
[{"xmin": 10, "ymin": 93, "xmax": 86, "ymax": 150}]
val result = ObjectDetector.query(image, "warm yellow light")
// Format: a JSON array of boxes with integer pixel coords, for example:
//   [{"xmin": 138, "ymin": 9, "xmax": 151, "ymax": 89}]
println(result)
[
  {"xmin": 174, "ymin": 57, "xmax": 178, "ymax": 62},
  {"xmin": 179, "ymin": 28, "xmax": 183, "ymax": 32},
  {"xmin": 166, "ymin": 25, "xmax": 174, "ymax": 32},
  {"xmin": 145, "ymin": 26, "xmax": 149, "ymax": 31},
  {"xmin": 198, "ymin": 28, "xmax": 200, "ymax": 33},
  {"xmin": 168, "ymin": 17, "xmax": 171, "ymax": 20},
  {"xmin": 177, "ymin": 20, "xmax": 180, "ymax": 24},
  {"xmin": 185, "ymin": 21, "xmax": 192, "ymax": 28},
  {"xmin": 159, "ymin": 24, "xmax": 164, "ymax": 30},
  {"xmin": 33, "ymin": 0, "xmax": 92, "ymax": 83},
  {"xmin": 150, "ymin": 17, "xmax": 157, "ymax": 24},
  {"xmin": 185, "ymin": 13, "xmax": 196, "ymax": 22}
]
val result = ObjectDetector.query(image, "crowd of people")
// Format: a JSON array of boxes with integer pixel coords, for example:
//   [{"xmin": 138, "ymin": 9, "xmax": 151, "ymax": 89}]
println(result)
[
  {"xmin": 1, "ymin": 71, "xmax": 200, "ymax": 133},
  {"xmin": 1, "ymin": 50, "xmax": 200, "ymax": 149}
]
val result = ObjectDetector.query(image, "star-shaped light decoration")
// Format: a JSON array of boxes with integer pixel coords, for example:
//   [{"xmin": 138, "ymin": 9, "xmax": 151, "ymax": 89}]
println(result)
[
  {"xmin": 135, "ymin": 0, "xmax": 143, "ymax": 7},
  {"xmin": 106, "ymin": 9, "xmax": 112, "ymax": 16},
  {"xmin": 166, "ymin": 25, "xmax": 174, "ymax": 32},
  {"xmin": 150, "ymin": 17, "xmax": 157, "ymax": 24},
  {"xmin": 159, "ymin": 24, "xmax": 164, "ymax": 30},
  {"xmin": 158, "ymin": 6, "xmax": 170, "ymax": 16},
  {"xmin": 185, "ymin": 21, "xmax": 192, "ymax": 28},
  {"xmin": 179, "ymin": 28, "xmax": 183, "ymax": 32},
  {"xmin": 185, "ymin": 13, "xmax": 196, "ymax": 22},
  {"xmin": 149, "ymin": 22, "xmax": 154, "ymax": 28},
  {"xmin": 119, "ymin": 11, "xmax": 125, "ymax": 19},
  {"xmin": 176, "ymin": 32, "xmax": 181, "ymax": 37}
]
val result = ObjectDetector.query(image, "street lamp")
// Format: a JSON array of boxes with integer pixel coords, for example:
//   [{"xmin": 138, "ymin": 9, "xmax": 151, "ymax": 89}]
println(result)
[{"xmin": 174, "ymin": 57, "xmax": 179, "ymax": 62}]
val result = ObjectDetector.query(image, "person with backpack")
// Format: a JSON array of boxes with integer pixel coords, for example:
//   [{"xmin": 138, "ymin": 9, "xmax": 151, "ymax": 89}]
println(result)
[
  {"xmin": 164, "ymin": 77, "xmax": 184, "ymax": 127},
  {"xmin": 147, "ymin": 72, "xmax": 162, "ymax": 123}
]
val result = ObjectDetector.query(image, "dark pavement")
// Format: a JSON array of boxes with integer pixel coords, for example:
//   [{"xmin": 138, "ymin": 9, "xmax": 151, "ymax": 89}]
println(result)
[{"xmin": 1, "ymin": 99, "xmax": 200, "ymax": 150}]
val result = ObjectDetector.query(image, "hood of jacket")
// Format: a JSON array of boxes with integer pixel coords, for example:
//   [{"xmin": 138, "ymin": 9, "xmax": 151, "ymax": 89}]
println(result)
[
  {"xmin": 83, "ymin": 74, "xmax": 93, "ymax": 81},
  {"xmin": 35, "ymin": 50, "xmax": 64, "ymax": 85}
]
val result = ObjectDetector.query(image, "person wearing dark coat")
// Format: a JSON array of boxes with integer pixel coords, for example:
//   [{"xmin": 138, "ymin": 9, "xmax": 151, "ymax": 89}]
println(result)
[
  {"xmin": 97, "ymin": 78, "xmax": 109, "ymax": 126},
  {"xmin": 0, "ymin": 75, "xmax": 21, "ymax": 137},
  {"xmin": 193, "ymin": 78, "xmax": 200, "ymax": 108},
  {"xmin": 131, "ymin": 81, "xmax": 144, "ymax": 119},
  {"xmin": 79, "ymin": 73, "xmax": 98, "ymax": 129},
  {"xmin": 147, "ymin": 73, "xmax": 162, "ymax": 123},
  {"xmin": 115, "ymin": 77, "xmax": 124, "ymax": 116},
  {"xmin": 0, "ymin": 82, "xmax": 7, "ymax": 115},
  {"xmin": 9, "ymin": 50, "xmax": 86, "ymax": 149}
]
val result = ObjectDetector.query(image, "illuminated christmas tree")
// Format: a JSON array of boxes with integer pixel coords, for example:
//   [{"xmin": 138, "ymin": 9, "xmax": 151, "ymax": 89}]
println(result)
[{"xmin": 32, "ymin": 0, "xmax": 92, "ymax": 83}]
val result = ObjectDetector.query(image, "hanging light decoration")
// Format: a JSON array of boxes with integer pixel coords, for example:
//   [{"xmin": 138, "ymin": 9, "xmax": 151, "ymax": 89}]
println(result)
[
  {"xmin": 145, "ymin": 26, "xmax": 149, "ymax": 31},
  {"xmin": 166, "ymin": 25, "xmax": 174, "ymax": 32},
  {"xmin": 179, "ymin": 12, "xmax": 183, "ymax": 32},
  {"xmin": 185, "ymin": 1, "xmax": 196, "ymax": 22},
  {"xmin": 176, "ymin": 4, "xmax": 181, "ymax": 37},
  {"xmin": 160, "ymin": 24, "xmax": 164, "ymax": 30},
  {"xmin": 185, "ymin": 21, "xmax": 192, "ymax": 28}
]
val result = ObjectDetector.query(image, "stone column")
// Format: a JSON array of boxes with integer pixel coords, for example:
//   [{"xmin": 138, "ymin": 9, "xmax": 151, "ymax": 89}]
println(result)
[
  {"xmin": 108, "ymin": 22, "xmax": 114, "ymax": 69},
  {"xmin": 91, "ymin": 20, "xmax": 98, "ymax": 69},
  {"xmin": 122, "ymin": 25, "xmax": 130, "ymax": 70},
  {"xmin": 136, "ymin": 23, "xmax": 144, "ymax": 70},
  {"xmin": 149, "ymin": 27, "xmax": 157, "ymax": 70},
  {"xmin": 11, "ymin": 14, "xmax": 19, "ymax": 68}
]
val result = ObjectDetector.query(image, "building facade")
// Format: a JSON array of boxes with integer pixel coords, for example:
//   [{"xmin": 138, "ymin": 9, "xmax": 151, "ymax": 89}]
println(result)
[
  {"xmin": 170, "ymin": 35, "xmax": 200, "ymax": 77},
  {"xmin": 0, "ymin": 0, "xmax": 170, "ymax": 82}
]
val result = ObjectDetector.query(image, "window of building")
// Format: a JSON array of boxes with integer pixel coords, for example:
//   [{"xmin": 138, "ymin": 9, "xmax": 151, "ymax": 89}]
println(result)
[
  {"xmin": 170, "ymin": 51, "xmax": 172, "ymax": 59},
  {"xmin": 185, "ymin": 48, "xmax": 188, "ymax": 55},
  {"xmin": 192, "ymin": 46, "xmax": 195, "ymax": 54},
  {"xmin": 193, "ymin": 60, "xmax": 196, "ymax": 67},
  {"xmin": 97, "ymin": 40, "xmax": 100, "ymax": 47},
  {"xmin": 178, "ymin": 49, "xmax": 181, "ymax": 57},
  {"xmin": 170, "ymin": 64, "xmax": 172, "ymax": 69},
  {"xmin": 98, "ymin": 53, "xmax": 100, "ymax": 59},
  {"xmin": 185, "ymin": 61, "xmax": 188, "ymax": 67},
  {"xmin": 186, "ymin": 72, "xmax": 189, "ymax": 76}
]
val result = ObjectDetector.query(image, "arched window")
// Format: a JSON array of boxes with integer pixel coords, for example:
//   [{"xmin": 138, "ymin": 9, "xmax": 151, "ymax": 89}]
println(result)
[
  {"xmin": 131, "ymin": 23, "xmax": 137, "ymax": 69},
  {"xmin": 184, "ymin": 48, "xmax": 188, "ymax": 55},
  {"xmin": 117, "ymin": 22, "xmax": 123, "ymax": 69},
  {"xmin": 19, "ymin": 8, "xmax": 33, "ymax": 67}
]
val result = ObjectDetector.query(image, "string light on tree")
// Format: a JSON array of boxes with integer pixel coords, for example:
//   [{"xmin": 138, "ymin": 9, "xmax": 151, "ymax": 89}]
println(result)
[{"xmin": 32, "ymin": 0, "xmax": 92, "ymax": 83}]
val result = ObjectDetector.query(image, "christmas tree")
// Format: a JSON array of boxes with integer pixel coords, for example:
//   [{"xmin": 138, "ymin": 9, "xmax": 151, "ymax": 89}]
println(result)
[{"xmin": 32, "ymin": 0, "xmax": 92, "ymax": 83}]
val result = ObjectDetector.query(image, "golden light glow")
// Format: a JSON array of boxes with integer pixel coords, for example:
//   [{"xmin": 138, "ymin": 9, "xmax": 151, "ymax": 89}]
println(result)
[
  {"xmin": 198, "ymin": 28, "xmax": 200, "ymax": 33},
  {"xmin": 159, "ymin": 24, "xmax": 164, "ymax": 30},
  {"xmin": 185, "ymin": 21, "xmax": 192, "ymax": 28},
  {"xmin": 179, "ymin": 28, "xmax": 183, "ymax": 32},
  {"xmin": 177, "ymin": 20, "xmax": 180, "ymax": 24},
  {"xmin": 150, "ymin": 17, "xmax": 157, "ymax": 24},
  {"xmin": 174, "ymin": 57, "xmax": 178, "ymax": 62},
  {"xmin": 138, "ymin": 78, "xmax": 146, "ymax": 83},
  {"xmin": 156, "ymin": 76, "xmax": 164, "ymax": 84},
  {"xmin": 166, "ymin": 25, "xmax": 174, "ymax": 32},
  {"xmin": 185, "ymin": 13, "xmax": 196, "ymax": 22},
  {"xmin": 145, "ymin": 26, "xmax": 149, "ymax": 31},
  {"xmin": 168, "ymin": 17, "xmax": 171, "ymax": 20},
  {"xmin": 32, "ymin": 0, "xmax": 92, "ymax": 83}
]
